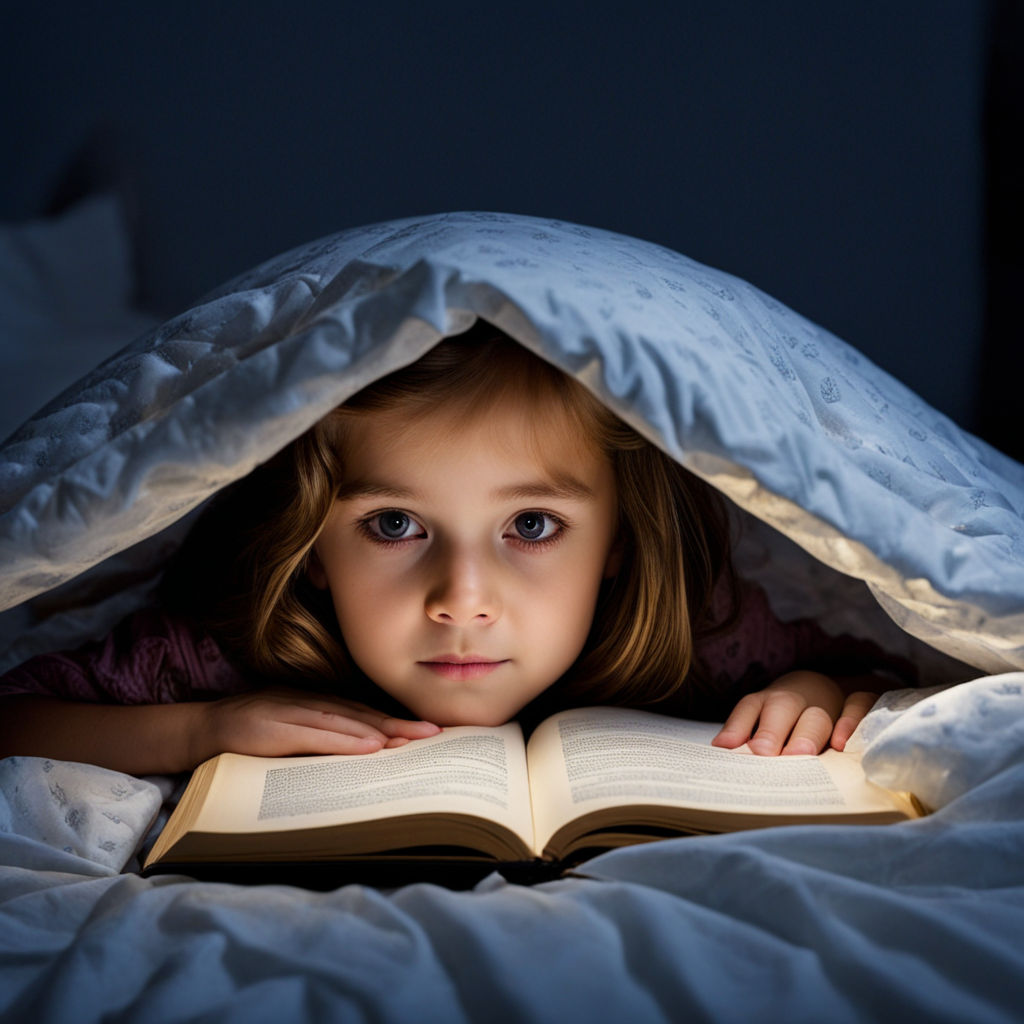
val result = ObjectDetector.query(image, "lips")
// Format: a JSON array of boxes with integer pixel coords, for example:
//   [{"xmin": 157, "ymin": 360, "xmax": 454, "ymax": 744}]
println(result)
[{"xmin": 418, "ymin": 656, "xmax": 508, "ymax": 681}]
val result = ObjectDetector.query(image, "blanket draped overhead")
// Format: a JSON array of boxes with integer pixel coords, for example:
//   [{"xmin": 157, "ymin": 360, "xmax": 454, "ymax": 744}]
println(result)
[{"xmin": 0, "ymin": 212, "xmax": 1020, "ymax": 675}]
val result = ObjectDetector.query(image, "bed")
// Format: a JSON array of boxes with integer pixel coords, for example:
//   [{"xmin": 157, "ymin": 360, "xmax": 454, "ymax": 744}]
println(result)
[{"xmin": 1, "ymin": 207, "xmax": 1022, "ymax": 1022}]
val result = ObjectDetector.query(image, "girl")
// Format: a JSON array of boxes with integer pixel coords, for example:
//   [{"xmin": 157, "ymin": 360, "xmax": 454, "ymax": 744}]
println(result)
[{"xmin": 0, "ymin": 326, "xmax": 912, "ymax": 774}]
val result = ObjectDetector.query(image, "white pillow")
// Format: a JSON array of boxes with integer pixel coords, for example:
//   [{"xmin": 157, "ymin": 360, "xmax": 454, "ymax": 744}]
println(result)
[
  {"xmin": 0, "ymin": 194, "xmax": 158, "ymax": 441},
  {"xmin": 0, "ymin": 212, "xmax": 1020, "ymax": 676}
]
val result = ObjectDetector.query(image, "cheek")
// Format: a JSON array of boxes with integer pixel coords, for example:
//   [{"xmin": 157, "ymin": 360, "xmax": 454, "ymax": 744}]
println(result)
[
  {"xmin": 331, "ymin": 578, "xmax": 391, "ymax": 636},
  {"xmin": 328, "ymin": 563, "xmax": 422, "ymax": 660},
  {"xmin": 323, "ymin": 534, "xmax": 394, "ymax": 605},
  {"xmin": 528, "ymin": 570, "xmax": 604, "ymax": 666},
  {"xmin": 552, "ymin": 551, "xmax": 608, "ymax": 615}
]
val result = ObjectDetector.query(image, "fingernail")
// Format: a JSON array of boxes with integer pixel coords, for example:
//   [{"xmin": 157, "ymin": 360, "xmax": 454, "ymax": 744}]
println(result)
[{"xmin": 783, "ymin": 740, "xmax": 816, "ymax": 756}]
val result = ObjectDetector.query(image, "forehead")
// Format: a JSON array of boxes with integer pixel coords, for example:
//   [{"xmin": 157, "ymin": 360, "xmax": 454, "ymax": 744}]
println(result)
[{"xmin": 336, "ymin": 386, "xmax": 607, "ymax": 481}]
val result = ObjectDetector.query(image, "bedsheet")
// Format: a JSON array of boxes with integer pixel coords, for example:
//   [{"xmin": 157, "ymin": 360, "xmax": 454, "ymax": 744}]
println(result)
[{"xmin": 1, "ymin": 675, "xmax": 1022, "ymax": 1023}]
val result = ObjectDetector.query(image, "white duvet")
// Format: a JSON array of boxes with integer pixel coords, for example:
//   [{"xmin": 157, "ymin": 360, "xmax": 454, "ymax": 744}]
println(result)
[
  {"xmin": 1, "ymin": 211, "xmax": 1022, "ymax": 1021},
  {"xmin": 1, "ymin": 676, "xmax": 1022, "ymax": 1022}
]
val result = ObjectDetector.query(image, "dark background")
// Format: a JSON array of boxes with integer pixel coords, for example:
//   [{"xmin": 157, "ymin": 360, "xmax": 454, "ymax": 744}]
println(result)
[{"xmin": 3, "ymin": 1, "xmax": 1020, "ymax": 458}]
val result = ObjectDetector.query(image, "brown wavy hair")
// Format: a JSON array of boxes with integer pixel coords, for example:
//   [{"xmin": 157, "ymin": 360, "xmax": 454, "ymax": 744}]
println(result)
[{"xmin": 163, "ymin": 323, "xmax": 736, "ymax": 711}]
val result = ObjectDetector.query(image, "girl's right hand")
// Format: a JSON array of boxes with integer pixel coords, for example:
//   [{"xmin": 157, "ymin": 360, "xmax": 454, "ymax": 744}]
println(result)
[{"xmin": 192, "ymin": 688, "xmax": 441, "ymax": 764}]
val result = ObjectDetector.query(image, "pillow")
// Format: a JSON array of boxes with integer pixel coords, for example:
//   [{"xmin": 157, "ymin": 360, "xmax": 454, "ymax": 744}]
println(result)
[
  {"xmin": 0, "ymin": 194, "xmax": 158, "ymax": 441},
  {"xmin": 0, "ymin": 212, "xmax": 1020, "ymax": 676}
]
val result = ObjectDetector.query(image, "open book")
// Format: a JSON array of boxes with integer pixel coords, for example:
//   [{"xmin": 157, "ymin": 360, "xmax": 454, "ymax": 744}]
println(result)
[{"xmin": 143, "ymin": 706, "xmax": 922, "ymax": 879}]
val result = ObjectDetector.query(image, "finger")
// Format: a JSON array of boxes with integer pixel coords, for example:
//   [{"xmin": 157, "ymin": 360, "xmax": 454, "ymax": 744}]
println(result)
[
  {"xmin": 712, "ymin": 693, "xmax": 766, "ymax": 748},
  {"xmin": 260, "ymin": 693, "xmax": 439, "ymax": 739},
  {"xmin": 780, "ymin": 705, "xmax": 835, "ymax": 755},
  {"xmin": 299, "ymin": 707, "xmax": 439, "ymax": 744},
  {"xmin": 320, "ymin": 705, "xmax": 440, "ymax": 739},
  {"xmin": 263, "ymin": 723, "xmax": 386, "ymax": 756},
  {"xmin": 747, "ymin": 690, "xmax": 807, "ymax": 756},
  {"xmin": 830, "ymin": 691, "xmax": 878, "ymax": 751},
  {"xmin": 376, "ymin": 716, "xmax": 442, "ymax": 739},
  {"xmin": 256, "ymin": 692, "xmax": 432, "ymax": 733},
  {"xmin": 293, "ymin": 697, "xmax": 440, "ymax": 738},
  {"xmin": 281, "ymin": 706, "xmax": 394, "ymax": 745}
]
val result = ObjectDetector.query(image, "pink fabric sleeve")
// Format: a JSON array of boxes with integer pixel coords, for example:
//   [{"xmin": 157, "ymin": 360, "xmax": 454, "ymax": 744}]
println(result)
[
  {"xmin": 694, "ymin": 578, "xmax": 917, "ymax": 692},
  {"xmin": 0, "ymin": 608, "xmax": 250, "ymax": 704}
]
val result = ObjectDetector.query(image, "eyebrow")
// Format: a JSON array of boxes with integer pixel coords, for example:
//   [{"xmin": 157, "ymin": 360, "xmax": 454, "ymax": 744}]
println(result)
[
  {"xmin": 334, "ymin": 481, "xmax": 417, "ymax": 502},
  {"xmin": 492, "ymin": 478, "xmax": 596, "ymax": 502},
  {"xmin": 334, "ymin": 476, "xmax": 597, "ymax": 503}
]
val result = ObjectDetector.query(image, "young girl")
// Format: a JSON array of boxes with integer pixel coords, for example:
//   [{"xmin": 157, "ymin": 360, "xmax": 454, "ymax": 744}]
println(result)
[{"xmin": 0, "ymin": 325, "xmax": 913, "ymax": 774}]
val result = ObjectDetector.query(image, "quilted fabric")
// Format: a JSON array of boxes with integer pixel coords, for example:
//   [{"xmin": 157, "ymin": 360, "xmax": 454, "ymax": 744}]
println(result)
[{"xmin": 0, "ymin": 211, "xmax": 1020, "ymax": 673}]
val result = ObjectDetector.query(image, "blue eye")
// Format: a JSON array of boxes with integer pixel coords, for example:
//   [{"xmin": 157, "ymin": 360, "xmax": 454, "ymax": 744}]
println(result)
[
  {"xmin": 378, "ymin": 512, "xmax": 412, "ymax": 539},
  {"xmin": 513, "ymin": 512, "xmax": 559, "ymax": 542},
  {"xmin": 363, "ymin": 511, "xmax": 423, "ymax": 543}
]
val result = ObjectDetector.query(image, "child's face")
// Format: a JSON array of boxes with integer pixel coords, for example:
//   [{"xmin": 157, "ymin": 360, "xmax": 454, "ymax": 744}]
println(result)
[{"xmin": 309, "ymin": 394, "xmax": 620, "ymax": 727}]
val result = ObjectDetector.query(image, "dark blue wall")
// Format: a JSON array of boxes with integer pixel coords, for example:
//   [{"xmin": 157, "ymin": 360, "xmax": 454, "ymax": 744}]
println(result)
[{"xmin": 3, "ymin": 2, "xmax": 988, "ymax": 433}]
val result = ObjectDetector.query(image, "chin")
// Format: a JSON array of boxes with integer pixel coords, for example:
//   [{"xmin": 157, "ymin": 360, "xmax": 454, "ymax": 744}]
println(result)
[{"xmin": 420, "ymin": 702, "xmax": 520, "ymax": 729}]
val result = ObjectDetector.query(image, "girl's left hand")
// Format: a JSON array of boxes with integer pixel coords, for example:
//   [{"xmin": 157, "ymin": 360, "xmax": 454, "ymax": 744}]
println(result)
[{"xmin": 711, "ymin": 671, "xmax": 878, "ymax": 756}]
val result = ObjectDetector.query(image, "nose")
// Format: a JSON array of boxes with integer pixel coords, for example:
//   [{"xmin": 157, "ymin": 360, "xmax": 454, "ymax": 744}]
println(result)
[{"xmin": 424, "ymin": 544, "xmax": 501, "ymax": 626}]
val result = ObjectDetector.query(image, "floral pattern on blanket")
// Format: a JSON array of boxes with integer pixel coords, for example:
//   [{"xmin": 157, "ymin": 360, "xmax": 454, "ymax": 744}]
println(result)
[{"xmin": 0, "ymin": 756, "xmax": 161, "ymax": 871}]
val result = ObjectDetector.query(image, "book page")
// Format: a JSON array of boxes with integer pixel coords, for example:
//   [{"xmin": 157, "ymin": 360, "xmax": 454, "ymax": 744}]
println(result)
[
  {"xmin": 191, "ymin": 724, "xmax": 534, "ymax": 845},
  {"xmin": 527, "ymin": 706, "xmax": 907, "ymax": 849}
]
